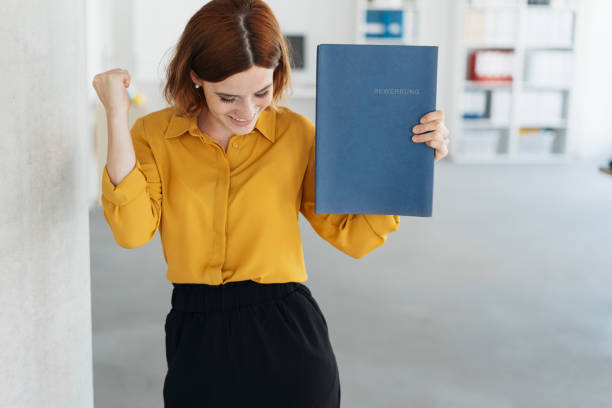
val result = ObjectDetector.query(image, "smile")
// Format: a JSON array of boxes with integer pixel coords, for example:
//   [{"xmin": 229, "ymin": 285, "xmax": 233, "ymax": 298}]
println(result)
[{"xmin": 227, "ymin": 113, "xmax": 255, "ymax": 127}]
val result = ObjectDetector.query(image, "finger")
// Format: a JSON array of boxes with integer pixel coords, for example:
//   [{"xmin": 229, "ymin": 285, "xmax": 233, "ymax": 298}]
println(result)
[
  {"xmin": 441, "ymin": 124, "xmax": 450, "ymax": 138},
  {"xmin": 420, "ymin": 109, "xmax": 444, "ymax": 124},
  {"xmin": 412, "ymin": 120, "xmax": 442, "ymax": 134},
  {"xmin": 426, "ymin": 138, "xmax": 446, "ymax": 150},
  {"xmin": 434, "ymin": 145, "xmax": 448, "ymax": 161},
  {"xmin": 412, "ymin": 130, "xmax": 442, "ymax": 143}
]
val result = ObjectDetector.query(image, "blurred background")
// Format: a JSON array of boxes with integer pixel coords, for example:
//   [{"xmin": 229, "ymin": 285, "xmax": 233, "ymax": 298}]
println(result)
[{"xmin": 2, "ymin": 0, "xmax": 612, "ymax": 407}]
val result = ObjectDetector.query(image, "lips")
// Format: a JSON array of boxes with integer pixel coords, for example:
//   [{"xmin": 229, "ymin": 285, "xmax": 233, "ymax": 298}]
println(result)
[{"xmin": 227, "ymin": 114, "xmax": 254, "ymax": 127}]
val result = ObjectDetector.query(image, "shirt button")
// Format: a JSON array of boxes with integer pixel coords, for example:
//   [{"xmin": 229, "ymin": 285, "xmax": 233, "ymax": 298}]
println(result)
[{"xmin": 232, "ymin": 143, "xmax": 239, "ymax": 148}]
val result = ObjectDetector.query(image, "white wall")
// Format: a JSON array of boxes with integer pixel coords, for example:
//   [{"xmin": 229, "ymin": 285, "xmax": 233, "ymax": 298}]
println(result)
[
  {"xmin": 263, "ymin": 0, "xmax": 356, "ymax": 86},
  {"xmin": 568, "ymin": 0, "xmax": 612, "ymax": 159}
]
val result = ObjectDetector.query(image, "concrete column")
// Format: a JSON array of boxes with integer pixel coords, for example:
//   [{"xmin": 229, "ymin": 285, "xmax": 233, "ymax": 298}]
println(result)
[{"xmin": 0, "ymin": 0, "xmax": 94, "ymax": 407}]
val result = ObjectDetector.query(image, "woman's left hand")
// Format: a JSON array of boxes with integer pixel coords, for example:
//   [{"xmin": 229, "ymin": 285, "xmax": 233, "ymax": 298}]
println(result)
[{"xmin": 411, "ymin": 109, "xmax": 450, "ymax": 162}]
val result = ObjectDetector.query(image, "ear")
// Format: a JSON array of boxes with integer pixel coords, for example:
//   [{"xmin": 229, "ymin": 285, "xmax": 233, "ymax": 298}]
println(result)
[{"xmin": 190, "ymin": 69, "xmax": 200, "ymax": 84}]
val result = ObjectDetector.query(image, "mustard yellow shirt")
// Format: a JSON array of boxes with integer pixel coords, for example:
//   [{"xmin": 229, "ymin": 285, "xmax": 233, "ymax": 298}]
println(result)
[{"xmin": 100, "ymin": 105, "xmax": 400, "ymax": 284}]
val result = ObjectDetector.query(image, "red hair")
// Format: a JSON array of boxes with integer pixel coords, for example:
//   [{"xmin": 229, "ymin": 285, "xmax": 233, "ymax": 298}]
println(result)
[{"xmin": 162, "ymin": 0, "xmax": 293, "ymax": 117}]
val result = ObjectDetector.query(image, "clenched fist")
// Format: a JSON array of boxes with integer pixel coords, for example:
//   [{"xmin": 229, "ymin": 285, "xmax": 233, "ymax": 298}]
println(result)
[{"xmin": 92, "ymin": 68, "xmax": 131, "ymax": 117}]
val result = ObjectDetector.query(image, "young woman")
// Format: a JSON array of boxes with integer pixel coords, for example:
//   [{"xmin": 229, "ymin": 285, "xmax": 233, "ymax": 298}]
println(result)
[{"xmin": 92, "ymin": 0, "xmax": 449, "ymax": 406}]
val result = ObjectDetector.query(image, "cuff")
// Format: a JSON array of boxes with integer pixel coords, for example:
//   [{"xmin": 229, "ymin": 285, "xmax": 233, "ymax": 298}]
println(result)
[
  {"xmin": 363, "ymin": 214, "xmax": 401, "ymax": 238},
  {"xmin": 101, "ymin": 161, "xmax": 146, "ymax": 206}
]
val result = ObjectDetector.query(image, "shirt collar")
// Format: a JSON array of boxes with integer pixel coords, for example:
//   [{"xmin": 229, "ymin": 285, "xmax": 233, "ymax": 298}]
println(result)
[{"xmin": 164, "ymin": 107, "xmax": 276, "ymax": 143}]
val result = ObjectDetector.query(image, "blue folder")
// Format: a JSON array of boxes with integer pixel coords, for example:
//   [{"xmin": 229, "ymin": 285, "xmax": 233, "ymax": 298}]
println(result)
[{"xmin": 314, "ymin": 43, "xmax": 438, "ymax": 217}]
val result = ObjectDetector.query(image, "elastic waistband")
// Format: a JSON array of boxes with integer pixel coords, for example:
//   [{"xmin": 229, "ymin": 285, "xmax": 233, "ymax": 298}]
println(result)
[{"xmin": 170, "ymin": 280, "xmax": 306, "ymax": 313}]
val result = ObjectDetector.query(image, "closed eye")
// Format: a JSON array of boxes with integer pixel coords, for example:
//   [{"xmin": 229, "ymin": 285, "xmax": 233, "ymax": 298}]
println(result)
[{"xmin": 219, "ymin": 90, "xmax": 270, "ymax": 104}]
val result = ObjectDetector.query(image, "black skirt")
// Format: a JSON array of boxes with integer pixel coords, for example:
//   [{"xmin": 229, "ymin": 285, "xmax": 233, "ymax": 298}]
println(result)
[{"xmin": 163, "ymin": 279, "xmax": 341, "ymax": 407}]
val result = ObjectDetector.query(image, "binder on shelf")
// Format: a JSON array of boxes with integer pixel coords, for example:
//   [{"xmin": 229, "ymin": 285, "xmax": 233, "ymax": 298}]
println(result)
[
  {"xmin": 518, "ymin": 128, "xmax": 555, "ymax": 154},
  {"xmin": 315, "ymin": 43, "xmax": 438, "ymax": 217},
  {"xmin": 468, "ymin": 49, "xmax": 514, "ymax": 82},
  {"xmin": 365, "ymin": 9, "xmax": 404, "ymax": 38},
  {"xmin": 462, "ymin": 89, "xmax": 488, "ymax": 119}
]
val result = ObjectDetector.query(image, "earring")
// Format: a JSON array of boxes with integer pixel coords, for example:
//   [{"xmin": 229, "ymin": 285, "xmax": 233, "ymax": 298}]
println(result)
[{"xmin": 194, "ymin": 84, "xmax": 200, "ymax": 88}]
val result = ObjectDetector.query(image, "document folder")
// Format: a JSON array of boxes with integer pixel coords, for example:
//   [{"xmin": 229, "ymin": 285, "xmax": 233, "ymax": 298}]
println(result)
[{"xmin": 315, "ymin": 43, "xmax": 438, "ymax": 217}]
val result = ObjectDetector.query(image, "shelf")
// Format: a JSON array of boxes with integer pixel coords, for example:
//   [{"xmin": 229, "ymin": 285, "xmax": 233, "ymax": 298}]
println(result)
[
  {"xmin": 462, "ymin": 120, "xmax": 510, "ymax": 129},
  {"xmin": 357, "ymin": 37, "xmax": 415, "ymax": 45},
  {"xmin": 518, "ymin": 121, "xmax": 567, "ymax": 128},
  {"xmin": 524, "ymin": 44, "xmax": 573, "ymax": 50},
  {"xmin": 526, "ymin": 4, "xmax": 576, "ymax": 12},
  {"xmin": 465, "ymin": 80, "xmax": 513, "ymax": 88},
  {"xmin": 467, "ymin": 2, "xmax": 517, "ymax": 10},
  {"xmin": 521, "ymin": 83, "xmax": 570, "ymax": 91},
  {"xmin": 363, "ymin": 4, "xmax": 416, "ymax": 11},
  {"xmin": 464, "ymin": 42, "xmax": 515, "ymax": 49}
]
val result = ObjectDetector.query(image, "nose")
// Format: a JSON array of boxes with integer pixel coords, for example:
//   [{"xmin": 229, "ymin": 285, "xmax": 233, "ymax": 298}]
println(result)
[{"xmin": 237, "ymin": 98, "xmax": 258, "ymax": 119}]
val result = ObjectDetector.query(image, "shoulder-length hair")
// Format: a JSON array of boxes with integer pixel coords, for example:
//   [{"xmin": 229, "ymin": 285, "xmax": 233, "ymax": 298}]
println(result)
[{"xmin": 162, "ymin": 0, "xmax": 293, "ymax": 118}]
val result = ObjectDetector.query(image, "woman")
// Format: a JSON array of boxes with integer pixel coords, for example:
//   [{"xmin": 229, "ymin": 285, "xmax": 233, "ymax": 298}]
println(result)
[{"xmin": 92, "ymin": 0, "xmax": 450, "ymax": 406}]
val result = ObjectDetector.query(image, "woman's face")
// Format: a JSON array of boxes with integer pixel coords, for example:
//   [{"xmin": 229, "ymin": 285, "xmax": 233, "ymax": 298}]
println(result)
[{"xmin": 191, "ymin": 65, "xmax": 275, "ymax": 138}]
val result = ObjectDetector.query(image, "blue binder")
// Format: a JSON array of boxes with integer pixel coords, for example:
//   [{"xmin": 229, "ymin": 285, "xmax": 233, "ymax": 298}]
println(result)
[{"xmin": 314, "ymin": 43, "xmax": 438, "ymax": 217}]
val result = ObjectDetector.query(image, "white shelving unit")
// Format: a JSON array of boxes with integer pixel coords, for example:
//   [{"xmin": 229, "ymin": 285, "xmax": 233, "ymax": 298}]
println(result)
[
  {"xmin": 449, "ymin": 0, "xmax": 578, "ymax": 164},
  {"xmin": 355, "ymin": 0, "xmax": 421, "ymax": 45}
]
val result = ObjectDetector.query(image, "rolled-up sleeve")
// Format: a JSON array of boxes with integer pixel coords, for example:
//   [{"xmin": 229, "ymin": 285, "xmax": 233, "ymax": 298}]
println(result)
[
  {"xmin": 100, "ymin": 117, "xmax": 162, "ymax": 249},
  {"xmin": 299, "ymin": 127, "xmax": 400, "ymax": 259}
]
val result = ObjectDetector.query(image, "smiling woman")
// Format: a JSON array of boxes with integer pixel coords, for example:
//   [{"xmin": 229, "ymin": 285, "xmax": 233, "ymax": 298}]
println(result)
[
  {"xmin": 94, "ymin": 0, "xmax": 403, "ymax": 406},
  {"xmin": 161, "ymin": 0, "xmax": 292, "ymax": 151}
]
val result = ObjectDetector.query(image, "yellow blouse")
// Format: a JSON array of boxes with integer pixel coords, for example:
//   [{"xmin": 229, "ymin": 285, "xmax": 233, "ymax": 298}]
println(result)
[{"xmin": 100, "ymin": 105, "xmax": 400, "ymax": 284}]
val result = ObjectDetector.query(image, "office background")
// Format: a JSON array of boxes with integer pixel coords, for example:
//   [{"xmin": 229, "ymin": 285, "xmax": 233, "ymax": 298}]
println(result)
[{"xmin": 2, "ymin": 0, "xmax": 612, "ymax": 407}]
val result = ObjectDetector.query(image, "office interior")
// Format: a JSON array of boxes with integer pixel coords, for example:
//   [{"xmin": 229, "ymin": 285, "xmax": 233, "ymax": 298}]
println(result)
[{"xmin": 3, "ymin": 0, "xmax": 612, "ymax": 407}]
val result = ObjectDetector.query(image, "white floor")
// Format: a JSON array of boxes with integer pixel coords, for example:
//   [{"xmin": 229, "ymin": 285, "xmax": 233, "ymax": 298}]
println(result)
[{"xmin": 90, "ymin": 158, "xmax": 612, "ymax": 408}]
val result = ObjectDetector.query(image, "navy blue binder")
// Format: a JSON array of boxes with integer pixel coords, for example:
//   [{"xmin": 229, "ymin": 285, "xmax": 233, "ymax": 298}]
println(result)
[{"xmin": 314, "ymin": 43, "xmax": 438, "ymax": 217}]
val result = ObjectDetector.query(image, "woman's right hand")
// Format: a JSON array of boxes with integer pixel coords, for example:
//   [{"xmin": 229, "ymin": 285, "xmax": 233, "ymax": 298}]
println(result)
[{"xmin": 92, "ymin": 68, "xmax": 131, "ymax": 117}]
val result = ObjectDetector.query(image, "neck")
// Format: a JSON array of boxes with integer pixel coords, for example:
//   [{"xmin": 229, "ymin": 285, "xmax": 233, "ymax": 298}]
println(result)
[{"xmin": 197, "ymin": 108, "xmax": 231, "ymax": 141}]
